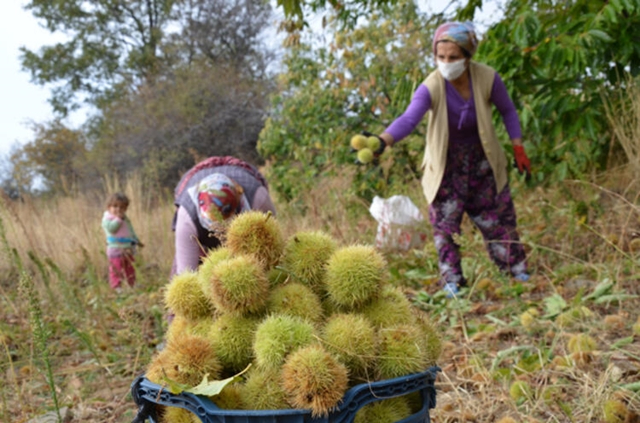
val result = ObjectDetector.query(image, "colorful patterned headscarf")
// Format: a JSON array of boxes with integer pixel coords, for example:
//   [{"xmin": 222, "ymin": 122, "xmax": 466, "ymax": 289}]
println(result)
[
  {"xmin": 188, "ymin": 173, "xmax": 250, "ymax": 230},
  {"xmin": 433, "ymin": 21, "xmax": 478, "ymax": 57}
]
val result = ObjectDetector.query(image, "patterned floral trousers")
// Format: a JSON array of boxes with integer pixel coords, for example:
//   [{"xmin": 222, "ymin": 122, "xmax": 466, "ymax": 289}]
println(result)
[{"xmin": 428, "ymin": 141, "xmax": 527, "ymax": 286}]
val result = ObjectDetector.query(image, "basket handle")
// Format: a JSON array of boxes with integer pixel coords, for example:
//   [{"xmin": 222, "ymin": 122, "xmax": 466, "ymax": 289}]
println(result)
[{"xmin": 329, "ymin": 367, "xmax": 440, "ymax": 423}]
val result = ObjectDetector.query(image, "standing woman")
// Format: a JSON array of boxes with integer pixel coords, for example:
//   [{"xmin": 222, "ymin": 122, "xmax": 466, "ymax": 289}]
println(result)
[{"xmin": 375, "ymin": 22, "xmax": 531, "ymax": 296}]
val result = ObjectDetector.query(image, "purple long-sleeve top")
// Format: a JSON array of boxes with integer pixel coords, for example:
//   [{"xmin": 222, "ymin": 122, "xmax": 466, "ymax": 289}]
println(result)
[{"xmin": 385, "ymin": 73, "xmax": 522, "ymax": 145}]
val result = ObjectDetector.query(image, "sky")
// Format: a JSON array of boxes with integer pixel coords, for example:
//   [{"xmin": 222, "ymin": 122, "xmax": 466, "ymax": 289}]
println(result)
[
  {"xmin": 0, "ymin": 2, "xmax": 64, "ymax": 158},
  {"xmin": 0, "ymin": 1, "xmax": 502, "ymax": 160}
]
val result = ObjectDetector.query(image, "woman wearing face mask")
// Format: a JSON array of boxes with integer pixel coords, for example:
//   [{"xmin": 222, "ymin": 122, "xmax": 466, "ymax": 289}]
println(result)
[{"xmin": 374, "ymin": 21, "xmax": 531, "ymax": 297}]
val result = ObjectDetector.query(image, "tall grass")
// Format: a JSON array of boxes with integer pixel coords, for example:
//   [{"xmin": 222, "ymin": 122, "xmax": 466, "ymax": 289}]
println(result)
[
  {"xmin": 0, "ymin": 176, "xmax": 176, "ymax": 280},
  {"xmin": 18, "ymin": 272, "xmax": 60, "ymax": 422},
  {"xmin": 604, "ymin": 74, "xmax": 640, "ymax": 176}
]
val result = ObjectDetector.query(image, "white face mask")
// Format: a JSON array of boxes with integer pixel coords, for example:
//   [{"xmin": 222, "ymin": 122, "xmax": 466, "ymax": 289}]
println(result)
[{"xmin": 437, "ymin": 59, "xmax": 467, "ymax": 81}]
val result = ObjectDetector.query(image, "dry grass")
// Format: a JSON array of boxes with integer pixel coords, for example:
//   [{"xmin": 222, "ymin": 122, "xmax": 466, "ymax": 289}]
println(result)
[
  {"xmin": 604, "ymin": 74, "xmax": 640, "ymax": 175},
  {"xmin": 1, "ymin": 167, "xmax": 640, "ymax": 423}
]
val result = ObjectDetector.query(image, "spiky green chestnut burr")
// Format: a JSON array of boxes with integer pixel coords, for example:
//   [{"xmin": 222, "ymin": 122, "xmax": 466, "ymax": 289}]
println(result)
[
  {"xmin": 267, "ymin": 267, "xmax": 289, "ymax": 287},
  {"xmin": 253, "ymin": 314, "xmax": 316, "ymax": 370},
  {"xmin": 325, "ymin": 245, "xmax": 386, "ymax": 310},
  {"xmin": 161, "ymin": 406, "xmax": 198, "ymax": 423},
  {"xmin": 357, "ymin": 148, "xmax": 374, "ymax": 164},
  {"xmin": 280, "ymin": 230, "xmax": 337, "ymax": 294},
  {"xmin": 209, "ymin": 383, "xmax": 245, "ymax": 410},
  {"xmin": 322, "ymin": 313, "xmax": 376, "ymax": 379},
  {"xmin": 188, "ymin": 319, "xmax": 215, "ymax": 338},
  {"xmin": 198, "ymin": 247, "xmax": 233, "ymax": 298},
  {"xmin": 350, "ymin": 134, "xmax": 368, "ymax": 150},
  {"xmin": 404, "ymin": 391, "xmax": 424, "ymax": 414},
  {"xmin": 206, "ymin": 314, "xmax": 259, "ymax": 374},
  {"xmin": 164, "ymin": 271, "xmax": 214, "ymax": 320},
  {"xmin": 267, "ymin": 282, "xmax": 324, "ymax": 325},
  {"xmin": 509, "ymin": 380, "xmax": 533, "ymax": 402},
  {"xmin": 376, "ymin": 324, "xmax": 428, "ymax": 380},
  {"xmin": 359, "ymin": 285, "xmax": 414, "ymax": 327},
  {"xmin": 207, "ymin": 255, "xmax": 269, "ymax": 315},
  {"xmin": 413, "ymin": 310, "xmax": 443, "ymax": 366},
  {"xmin": 556, "ymin": 306, "xmax": 593, "ymax": 327},
  {"xmin": 281, "ymin": 344, "xmax": 349, "ymax": 417},
  {"xmin": 354, "ymin": 396, "xmax": 412, "ymax": 423},
  {"xmin": 603, "ymin": 399, "xmax": 628, "ymax": 423},
  {"xmin": 633, "ymin": 316, "xmax": 640, "ymax": 336},
  {"xmin": 146, "ymin": 334, "xmax": 221, "ymax": 387},
  {"xmin": 165, "ymin": 314, "xmax": 190, "ymax": 344},
  {"xmin": 166, "ymin": 315, "xmax": 214, "ymax": 342},
  {"xmin": 567, "ymin": 333, "xmax": 597, "ymax": 353},
  {"xmin": 240, "ymin": 366, "xmax": 290, "ymax": 410},
  {"xmin": 226, "ymin": 211, "xmax": 284, "ymax": 269}
]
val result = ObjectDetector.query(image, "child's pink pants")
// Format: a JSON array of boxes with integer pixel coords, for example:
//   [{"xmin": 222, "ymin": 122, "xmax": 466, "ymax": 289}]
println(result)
[{"xmin": 109, "ymin": 254, "xmax": 136, "ymax": 288}]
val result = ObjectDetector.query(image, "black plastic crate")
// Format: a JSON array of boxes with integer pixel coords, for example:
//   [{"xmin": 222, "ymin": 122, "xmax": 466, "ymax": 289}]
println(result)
[{"xmin": 131, "ymin": 366, "xmax": 440, "ymax": 423}]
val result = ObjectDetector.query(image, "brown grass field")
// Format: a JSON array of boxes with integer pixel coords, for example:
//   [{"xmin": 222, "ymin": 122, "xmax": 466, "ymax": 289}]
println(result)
[{"xmin": 1, "ymin": 167, "xmax": 639, "ymax": 423}]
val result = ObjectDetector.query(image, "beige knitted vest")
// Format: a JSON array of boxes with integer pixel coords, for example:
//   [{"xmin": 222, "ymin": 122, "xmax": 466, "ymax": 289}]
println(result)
[{"xmin": 420, "ymin": 61, "xmax": 509, "ymax": 204}]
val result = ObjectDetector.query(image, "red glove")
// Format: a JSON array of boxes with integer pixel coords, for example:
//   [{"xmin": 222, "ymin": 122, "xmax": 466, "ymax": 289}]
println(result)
[{"xmin": 513, "ymin": 145, "xmax": 531, "ymax": 176}]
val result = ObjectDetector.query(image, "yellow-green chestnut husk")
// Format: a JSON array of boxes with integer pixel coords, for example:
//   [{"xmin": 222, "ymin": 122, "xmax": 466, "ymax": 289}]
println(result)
[
  {"xmin": 253, "ymin": 314, "xmax": 316, "ymax": 370},
  {"xmin": 225, "ymin": 211, "xmax": 284, "ymax": 270},
  {"xmin": 281, "ymin": 344, "xmax": 349, "ymax": 418},
  {"xmin": 325, "ymin": 245, "xmax": 386, "ymax": 310}
]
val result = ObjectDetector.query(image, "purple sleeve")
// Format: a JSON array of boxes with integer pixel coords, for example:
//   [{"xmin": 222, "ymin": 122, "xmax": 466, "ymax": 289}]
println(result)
[
  {"xmin": 174, "ymin": 205, "xmax": 202, "ymax": 275},
  {"xmin": 490, "ymin": 73, "xmax": 522, "ymax": 140},
  {"xmin": 384, "ymin": 84, "xmax": 432, "ymax": 143}
]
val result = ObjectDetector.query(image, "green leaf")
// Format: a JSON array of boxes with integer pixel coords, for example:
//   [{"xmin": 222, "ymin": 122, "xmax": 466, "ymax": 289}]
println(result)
[
  {"xmin": 404, "ymin": 268, "xmax": 434, "ymax": 280},
  {"xmin": 610, "ymin": 0, "xmax": 624, "ymax": 12},
  {"xmin": 491, "ymin": 345, "xmax": 534, "ymax": 372},
  {"xmin": 163, "ymin": 364, "xmax": 251, "ymax": 396},
  {"xmin": 543, "ymin": 293, "xmax": 567, "ymax": 318},
  {"xmin": 583, "ymin": 278, "xmax": 614, "ymax": 300},
  {"xmin": 611, "ymin": 336, "xmax": 634, "ymax": 349},
  {"xmin": 187, "ymin": 367, "xmax": 251, "ymax": 396},
  {"xmin": 619, "ymin": 0, "xmax": 635, "ymax": 12},
  {"xmin": 485, "ymin": 314, "xmax": 508, "ymax": 326},
  {"xmin": 619, "ymin": 381, "xmax": 640, "ymax": 392},
  {"xmin": 594, "ymin": 294, "xmax": 639, "ymax": 304},
  {"xmin": 162, "ymin": 376, "xmax": 191, "ymax": 395},
  {"xmin": 603, "ymin": 4, "xmax": 618, "ymax": 23},
  {"xmin": 588, "ymin": 29, "xmax": 613, "ymax": 42}
]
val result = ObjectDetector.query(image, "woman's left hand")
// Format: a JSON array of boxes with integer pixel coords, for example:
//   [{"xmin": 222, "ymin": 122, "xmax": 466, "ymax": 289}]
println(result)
[{"xmin": 513, "ymin": 145, "xmax": 531, "ymax": 177}]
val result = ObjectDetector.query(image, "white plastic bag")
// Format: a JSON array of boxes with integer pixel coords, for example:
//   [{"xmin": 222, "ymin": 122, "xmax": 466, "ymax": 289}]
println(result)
[{"xmin": 369, "ymin": 195, "xmax": 428, "ymax": 252}]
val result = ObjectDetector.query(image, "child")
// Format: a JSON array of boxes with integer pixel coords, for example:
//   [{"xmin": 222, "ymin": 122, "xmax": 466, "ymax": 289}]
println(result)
[{"xmin": 102, "ymin": 192, "xmax": 144, "ymax": 290}]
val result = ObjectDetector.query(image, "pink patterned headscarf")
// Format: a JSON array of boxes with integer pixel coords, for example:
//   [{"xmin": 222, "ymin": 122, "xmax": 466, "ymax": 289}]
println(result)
[
  {"xmin": 433, "ymin": 21, "xmax": 478, "ymax": 57},
  {"xmin": 187, "ymin": 173, "xmax": 250, "ymax": 230}
]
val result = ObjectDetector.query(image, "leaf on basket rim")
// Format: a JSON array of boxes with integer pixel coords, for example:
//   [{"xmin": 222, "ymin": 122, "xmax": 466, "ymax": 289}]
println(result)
[{"xmin": 162, "ymin": 364, "xmax": 252, "ymax": 396}]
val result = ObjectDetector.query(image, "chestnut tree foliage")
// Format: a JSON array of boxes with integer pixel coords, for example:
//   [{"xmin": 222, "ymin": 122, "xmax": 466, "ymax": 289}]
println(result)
[
  {"xmin": 259, "ymin": 0, "xmax": 640, "ymax": 204},
  {"xmin": 11, "ymin": 0, "xmax": 275, "ymax": 193},
  {"xmin": 21, "ymin": 0, "xmax": 177, "ymax": 116},
  {"xmin": 258, "ymin": 1, "xmax": 438, "ymax": 203},
  {"xmin": 473, "ymin": 0, "xmax": 640, "ymax": 182}
]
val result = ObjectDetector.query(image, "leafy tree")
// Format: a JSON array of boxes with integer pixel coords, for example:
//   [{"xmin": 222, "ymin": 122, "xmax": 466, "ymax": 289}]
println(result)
[
  {"xmin": 8, "ymin": 121, "xmax": 89, "ymax": 194},
  {"xmin": 472, "ymin": 0, "xmax": 640, "ymax": 181},
  {"xmin": 258, "ymin": 1, "xmax": 439, "ymax": 203},
  {"xmin": 21, "ymin": 0, "xmax": 179, "ymax": 115},
  {"xmin": 91, "ymin": 60, "xmax": 271, "ymax": 188},
  {"xmin": 169, "ymin": 0, "xmax": 275, "ymax": 77},
  {"xmin": 0, "ymin": 152, "xmax": 23, "ymax": 200},
  {"xmin": 17, "ymin": 0, "xmax": 275, "ymax": 192},
  {"xmin": 275, "ymin": 0, "xmax": 398, "ymax": 30}
]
